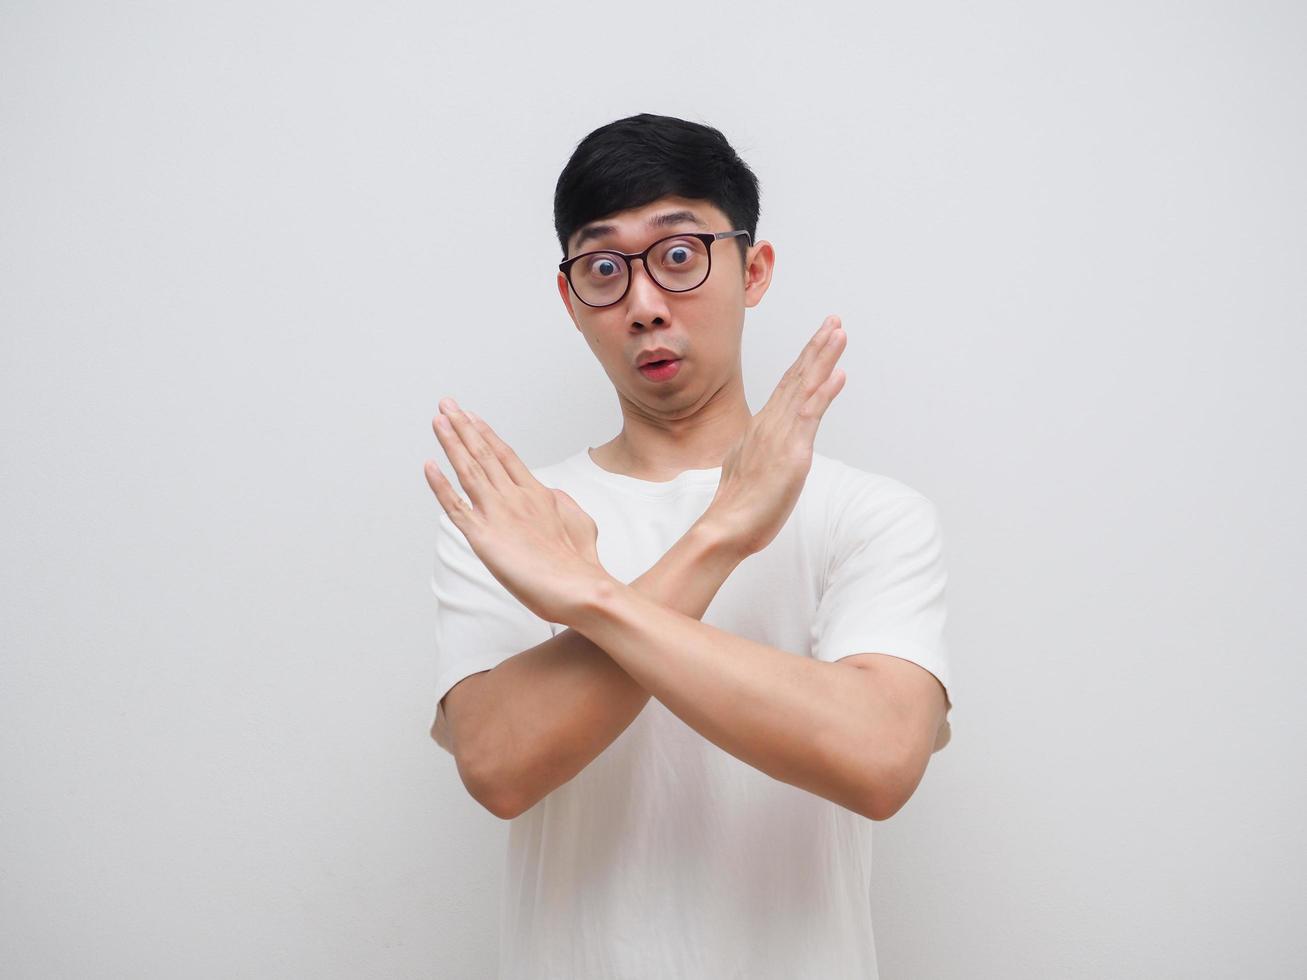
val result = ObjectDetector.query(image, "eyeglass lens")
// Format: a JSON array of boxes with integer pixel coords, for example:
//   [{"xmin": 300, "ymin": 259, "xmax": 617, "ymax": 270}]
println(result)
[{"xmin": 570, "ymin": 235, "xmax": 711, "ymax": 306}]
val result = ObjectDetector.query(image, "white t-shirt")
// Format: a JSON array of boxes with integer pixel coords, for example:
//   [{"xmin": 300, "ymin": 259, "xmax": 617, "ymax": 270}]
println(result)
[{"xmin": 430, "ymin": 447, "xmax": 953, "ymax": 980}]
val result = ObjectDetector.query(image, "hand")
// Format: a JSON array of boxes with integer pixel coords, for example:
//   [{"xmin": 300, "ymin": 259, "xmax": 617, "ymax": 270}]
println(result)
[
  {"xmin": 705, "ymin": 314, "xmax": 848, "ymax": 557},
  {"xmin": 423, "ymin": 398, "xmax": 613, "ymax": 625}
]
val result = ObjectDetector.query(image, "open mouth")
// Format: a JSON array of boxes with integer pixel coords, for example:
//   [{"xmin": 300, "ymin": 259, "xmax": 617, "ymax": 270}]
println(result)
[{"xmin": 637, "ymin": 358, "xmax": 683, "ymax": 380}]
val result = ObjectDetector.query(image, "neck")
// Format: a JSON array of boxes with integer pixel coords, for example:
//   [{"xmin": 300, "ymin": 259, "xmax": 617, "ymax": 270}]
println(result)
[{"xmin": 592, "ymin": 371, "xmax": 752, "ymax": 481}]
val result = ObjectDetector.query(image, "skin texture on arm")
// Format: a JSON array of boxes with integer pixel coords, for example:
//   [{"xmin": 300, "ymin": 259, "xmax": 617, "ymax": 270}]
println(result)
[
  {"xmin": 568, "ymin": 576, "xmax": 948, "ymax": 822},
  {"xmin": 436, "ymin": 518, "xmax": 742, "ymax": 820}
]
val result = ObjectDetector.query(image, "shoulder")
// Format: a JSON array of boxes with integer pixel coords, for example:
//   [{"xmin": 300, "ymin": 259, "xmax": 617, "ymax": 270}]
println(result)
[
  {"xmin": 806, "ymin": 454, "xmax": 945, "ymax": 568},
  {"xmin": 795, "ymin": 454, "xmax": 941, "ymax": 576},
  {"xmin": 809, "ymin": 451, "xmax": 934, "ymax": 512}
]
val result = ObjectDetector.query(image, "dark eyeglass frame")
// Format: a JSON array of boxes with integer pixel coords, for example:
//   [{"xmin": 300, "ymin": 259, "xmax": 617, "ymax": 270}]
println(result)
[{"xmin": 559, "ymin": 229, "xmax": 753, "ymax": 308}]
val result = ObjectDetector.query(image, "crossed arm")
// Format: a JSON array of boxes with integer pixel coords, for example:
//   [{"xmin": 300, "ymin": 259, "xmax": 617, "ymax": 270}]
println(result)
[{"xmin": 435, "ymin": 513, "xmax": 948, "ymax": 823}]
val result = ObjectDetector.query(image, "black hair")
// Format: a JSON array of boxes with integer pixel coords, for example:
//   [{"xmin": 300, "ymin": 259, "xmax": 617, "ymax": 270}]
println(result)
[{"xmin": 553, "ymin": 113, "xmax": 760, "ymax": 265}]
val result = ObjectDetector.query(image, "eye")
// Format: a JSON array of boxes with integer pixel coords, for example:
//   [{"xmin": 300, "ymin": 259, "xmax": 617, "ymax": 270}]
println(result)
[
  {"xmin": 582, "ymin": 254, "xmax": 623, "ymax": 279},
  {"xmin": 652, "ymin": 236, "xmax": 708, "ymax": 275}
]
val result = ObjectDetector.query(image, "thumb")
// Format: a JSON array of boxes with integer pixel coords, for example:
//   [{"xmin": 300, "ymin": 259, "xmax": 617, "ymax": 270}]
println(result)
[{"xmin": 552, "ymin": 488, "xmax": 587, "ymax": 520}]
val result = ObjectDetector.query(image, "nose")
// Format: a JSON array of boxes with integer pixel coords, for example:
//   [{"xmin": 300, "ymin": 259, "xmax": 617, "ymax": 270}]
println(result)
[{"xmin": 624, "ymin": 257, "xmax": 671, "ymax": 329}]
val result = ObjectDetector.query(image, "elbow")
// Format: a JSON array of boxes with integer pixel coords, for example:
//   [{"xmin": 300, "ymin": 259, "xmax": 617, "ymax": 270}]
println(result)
[
  {"xmin": 862, "ymin": 754, "xmax": 927, "ymax": 822},
  {"xmin": 459, "ymin": 754, "xmax": 525, "ymax": 821},
  {"xmin": 482, "ymin": 793, "xmax": 524, "ymax": 821},
  {"xmin": 860, "ymin": 778, "xmax": 907, "ymax": 822},
  {"xmin": 429, "ymin": 706, "xmax": 522, "ymax": 818},
  {"xmin": 478, "ymin": 785, "xmax": 528, "ymax": 821},
  {"xmin": 864, "ymin": 786, "xmax": 907, "ymax": 822},
  {"xmin": 827, "ymin": 728, "xmax": 913, "ymax": 822},
  {"xmin": 846, "ymin": 735, "xmax": 915, "ymax": 821}
]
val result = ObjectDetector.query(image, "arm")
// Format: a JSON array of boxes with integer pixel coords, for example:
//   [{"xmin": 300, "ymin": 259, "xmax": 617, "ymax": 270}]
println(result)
[
  {"xmin": 427, "ymin": 317, "xmax": 854, "ymax": 817},
  {"xmin": 438, "ymin": 517, "xmax": 743, "ymax": 820},
  {"xmin": 567, "ymin": 577, "xmax": 910, "ymax": 822}
]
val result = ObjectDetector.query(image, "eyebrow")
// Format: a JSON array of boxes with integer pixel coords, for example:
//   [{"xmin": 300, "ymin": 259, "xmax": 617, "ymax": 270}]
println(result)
[{"xmin": 571, "ymin": 210, "xmax": 707, "ymax": 253}]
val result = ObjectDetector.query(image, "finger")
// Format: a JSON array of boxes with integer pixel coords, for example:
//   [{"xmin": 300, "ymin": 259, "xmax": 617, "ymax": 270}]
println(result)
[
  {"xmin": 798, "ymin": 366, "xmax": 847, "ymax": 428},
  {"xmin": 783, "ymin": 316, "xmax": 844, "ymax": 413},
  {"xmin": 439, "ymin": 399, "xmax": 516, "ymax": 493},
  {"xmin": 792, "ymin": 325, "xmax": 847, "ymax": 413},
  {"xmin": 432, "ymin": 409, "xmax": 493, "ymax": 508},
  {"xmin": 813, "ymin": 323, "xmax": 847, "ymax": 377},
  {"xmin": 788, "ymin": 315, "xmax": 838, "ymax": 381},
  {"xmin": 765, "ymin": 315, "xmax": 839, "ymax": 411},
  {"xmin": 461, "ymin": 409, "xmax": 536, "ymax": 488},
  {"xmin": 432, "ymin": 400, "xmax": 510, "ymax": 505},
  {"xmin": 423, "ymin": 459, "xmax": 477, "ymax": 529}
]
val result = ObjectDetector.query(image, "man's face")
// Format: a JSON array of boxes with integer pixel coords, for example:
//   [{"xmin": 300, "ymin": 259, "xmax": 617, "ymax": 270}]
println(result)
[{"xmin": 556, "ymin": 195, "xmax": 772, "ymax": 416}]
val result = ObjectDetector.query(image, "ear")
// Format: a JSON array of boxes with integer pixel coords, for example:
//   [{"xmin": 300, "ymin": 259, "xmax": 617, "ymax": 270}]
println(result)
[
  {"xmin": 742, "ymin": 240, "xmax": 775, "ymax": 310},
  {"xmin": 557, "ymin": 271, "xmax": 580, "ymax": 329}
]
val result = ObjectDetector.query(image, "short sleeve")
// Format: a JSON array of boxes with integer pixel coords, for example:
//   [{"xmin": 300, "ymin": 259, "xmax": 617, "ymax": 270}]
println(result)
[
  {"xmin": 429, "ymin": 510, "xmax": 554, "ymax": 745},
  {"xmin": 810, "ymin": 489, "xmax": 953, "ymax": 750}
]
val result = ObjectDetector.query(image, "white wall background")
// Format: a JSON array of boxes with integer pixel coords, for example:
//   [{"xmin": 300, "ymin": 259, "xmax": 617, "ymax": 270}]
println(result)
[{"xmin": 3, "ymin": 1, "xmax": 1303, "ymax": 976}]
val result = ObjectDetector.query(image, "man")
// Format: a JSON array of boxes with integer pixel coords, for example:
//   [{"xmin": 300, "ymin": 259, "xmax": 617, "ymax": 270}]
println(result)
[{"xmin": 423, "ymin": 113, "xmax": 953, "ymax": 980}]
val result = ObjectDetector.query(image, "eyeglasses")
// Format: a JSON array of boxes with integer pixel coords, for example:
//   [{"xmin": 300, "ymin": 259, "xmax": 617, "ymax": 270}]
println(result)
[{"xmin": 559, "ymin": 229, "xmax": 753, "ymax": 308}]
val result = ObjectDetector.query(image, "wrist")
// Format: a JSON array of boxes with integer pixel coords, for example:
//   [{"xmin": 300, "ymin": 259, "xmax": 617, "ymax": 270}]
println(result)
[
  {"xmin": 570, "ymin": 569, "xmax": 633, "ymax": 637},
  {"xmin": 568, "ymin": 519, "xmax": 748, "ymax": 634},
  {"xmin": 689, "ymin": 513, "xmax": 752, "ymax": 565}
]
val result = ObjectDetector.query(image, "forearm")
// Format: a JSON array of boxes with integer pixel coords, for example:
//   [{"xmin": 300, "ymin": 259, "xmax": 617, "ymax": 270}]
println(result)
[
  {"xmin": 469, "ymin": 518, "xmax": 743, "ymax": 818},
  {"xmin": 567, "ymin": 580, "xmax": 889, "ymax": 820}
]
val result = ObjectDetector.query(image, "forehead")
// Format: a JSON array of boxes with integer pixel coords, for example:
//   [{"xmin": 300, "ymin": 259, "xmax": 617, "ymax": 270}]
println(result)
[{"xmin": 569, "ymin": 197, "xmax": 729, "ymax": 255}]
